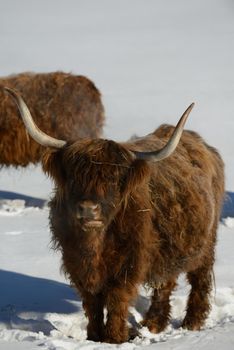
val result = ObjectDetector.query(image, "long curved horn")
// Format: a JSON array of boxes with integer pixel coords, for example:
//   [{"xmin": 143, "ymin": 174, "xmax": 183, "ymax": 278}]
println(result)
[
  {"xmin": 4, "ymin": 87, "xmax": 66, "ymax": 149},
  {"xmin": 133, "ymin": 103, "xmax": 194, "ymax": 161}
]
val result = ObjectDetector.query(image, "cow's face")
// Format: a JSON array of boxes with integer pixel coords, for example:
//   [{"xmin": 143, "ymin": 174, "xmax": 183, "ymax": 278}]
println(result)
[{"xmin": 43, "ymin": 139, "xmax": 149, "ymax": 232}]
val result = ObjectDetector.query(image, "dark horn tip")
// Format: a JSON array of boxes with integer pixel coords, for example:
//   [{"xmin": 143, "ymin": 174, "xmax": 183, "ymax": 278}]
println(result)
[
  {"xmin": 182, "ymin": 102, "xmax": 195, "ymax": 120},
  {"xmin": 4, "ymin": 87, "xmax": 11, "ymax": 92},
  {"xmin": 3, "ymin": 87, "xmax": 22, "ymax": 105},
  {"xmin": 4, "ymin": 86, "xmax": 17, "ymax": 94},
  {"xmin": 188, "ymin": 102, "xmax": 195, "ymax": 110},
  {"xmin": 3, "ymin": 87, "xmax": 19, "ymax": 100}
]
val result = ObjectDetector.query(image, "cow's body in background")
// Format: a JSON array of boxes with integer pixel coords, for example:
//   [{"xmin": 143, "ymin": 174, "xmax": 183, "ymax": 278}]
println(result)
[{"xmin": 0, "ymin": 72, "xmax": 104, "ymax": 166}]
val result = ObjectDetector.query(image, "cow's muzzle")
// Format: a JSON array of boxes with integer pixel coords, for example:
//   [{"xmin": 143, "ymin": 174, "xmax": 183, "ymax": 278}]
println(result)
[{"xmin": 77, "ymin": 201, "xmax": 103, "ymax": 228}]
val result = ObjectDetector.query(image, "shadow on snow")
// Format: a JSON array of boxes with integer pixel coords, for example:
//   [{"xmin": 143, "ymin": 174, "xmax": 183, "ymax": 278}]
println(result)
[
  {"xmin": 0, "ymin": 270, "xmax": 81, "ymax": 334},
  {"xmin": 222, "ymin": 192, "xmax": 234, "ymax": 219},
  {"xmin": 0, "ymin": 270, "xmax": 80, "ymax": 314},
  {"xmin": 0, "ymin": 190, "xmax": 46, "ymax": 208}
]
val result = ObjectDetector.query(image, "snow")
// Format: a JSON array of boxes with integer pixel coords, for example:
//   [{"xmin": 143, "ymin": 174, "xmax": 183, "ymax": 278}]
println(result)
[
  {"xmin": 222, "ymin": 217, "xmax": 234, "ymax": 228},
  {"xmin": 0, "ymin": 0, "xmax": 234, "ymax": 349}
]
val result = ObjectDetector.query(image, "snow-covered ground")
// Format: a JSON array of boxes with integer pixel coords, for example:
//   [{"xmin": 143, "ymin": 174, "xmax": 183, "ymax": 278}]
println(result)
[{"xmin": 0, "ymin": 0, "xmax": 234, "ymax": 349}]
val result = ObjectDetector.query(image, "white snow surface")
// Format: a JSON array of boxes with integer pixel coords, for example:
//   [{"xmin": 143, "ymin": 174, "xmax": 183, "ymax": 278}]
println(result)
[{"xmin": 0, "ymin": 0, "xmax": 234, "ymax": 349}]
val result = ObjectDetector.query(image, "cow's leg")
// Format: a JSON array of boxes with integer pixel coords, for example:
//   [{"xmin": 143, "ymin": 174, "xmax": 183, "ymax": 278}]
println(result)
[
  {"xmin": 182, "ymin": 264, "xmax": 213, "ymax": 330},
  {"xmin": 104, "ymin": 284, "xmax": 137, "ymax": 343},
  {"xmin": 141, "ymin": 279, "xmax": 176, "ymax": 333},
  {"xmin": 82, "ymin": 291, "xmax": 105, "ymax": 342}
]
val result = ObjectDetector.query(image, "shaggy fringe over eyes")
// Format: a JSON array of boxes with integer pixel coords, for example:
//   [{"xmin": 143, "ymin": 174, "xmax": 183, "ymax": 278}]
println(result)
[{"xmin": 43, "ymin": 141, "xmax": 151, "ymax": 221}]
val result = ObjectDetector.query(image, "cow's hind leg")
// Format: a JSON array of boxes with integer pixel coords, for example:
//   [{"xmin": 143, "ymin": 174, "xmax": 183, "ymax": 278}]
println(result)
[
  {"xmin": 182, "ymin": 264, "xmax": 213, "ymax": 330},
  {"xmin": 142, "ymin": 279, "xmax": 176, "ymax": 333}
]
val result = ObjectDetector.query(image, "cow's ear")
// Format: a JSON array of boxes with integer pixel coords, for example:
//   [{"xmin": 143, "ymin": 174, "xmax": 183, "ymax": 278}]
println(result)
[
  {"xmin": 42, "ymin": 149, "xmax": 66, "ymax": 187},
  {"xmin": 121, "ymin": 159, "xmax": 150, "ymax": 195}
]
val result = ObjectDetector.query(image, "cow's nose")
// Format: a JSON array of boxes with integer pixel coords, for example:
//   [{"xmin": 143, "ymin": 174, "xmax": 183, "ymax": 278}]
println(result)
[{"xmin": 77, "ymin": 201, "xmax": 101, "ymax": 219}]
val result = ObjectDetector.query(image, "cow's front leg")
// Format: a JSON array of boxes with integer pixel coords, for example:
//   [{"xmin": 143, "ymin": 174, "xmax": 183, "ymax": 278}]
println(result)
[
  {"xmin": 104, "ymin": 284, "xmax": 137, "ymax": 343},
  {"xmin": 82, "ymin": 291, "xmax": 105, "ymax": 342}
]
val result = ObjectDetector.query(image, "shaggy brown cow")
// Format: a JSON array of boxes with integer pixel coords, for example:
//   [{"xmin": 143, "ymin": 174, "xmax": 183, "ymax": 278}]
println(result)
[
  {"xmin": 0, "ymin": 72, "xmax": 104, "ymax": 166},
  {"xmin": 6, "ymin": 88, "xmax": 225, "ymax": 344}
]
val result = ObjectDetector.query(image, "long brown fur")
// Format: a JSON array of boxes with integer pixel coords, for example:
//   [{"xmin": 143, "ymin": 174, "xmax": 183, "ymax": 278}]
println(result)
[
  {"xmin": 42, "ymin": 122, "xmax": 224, "ymax": 343},
  {"xmin": 0, "ymin": 72, "xmax": 104, "ymax": 166}
]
